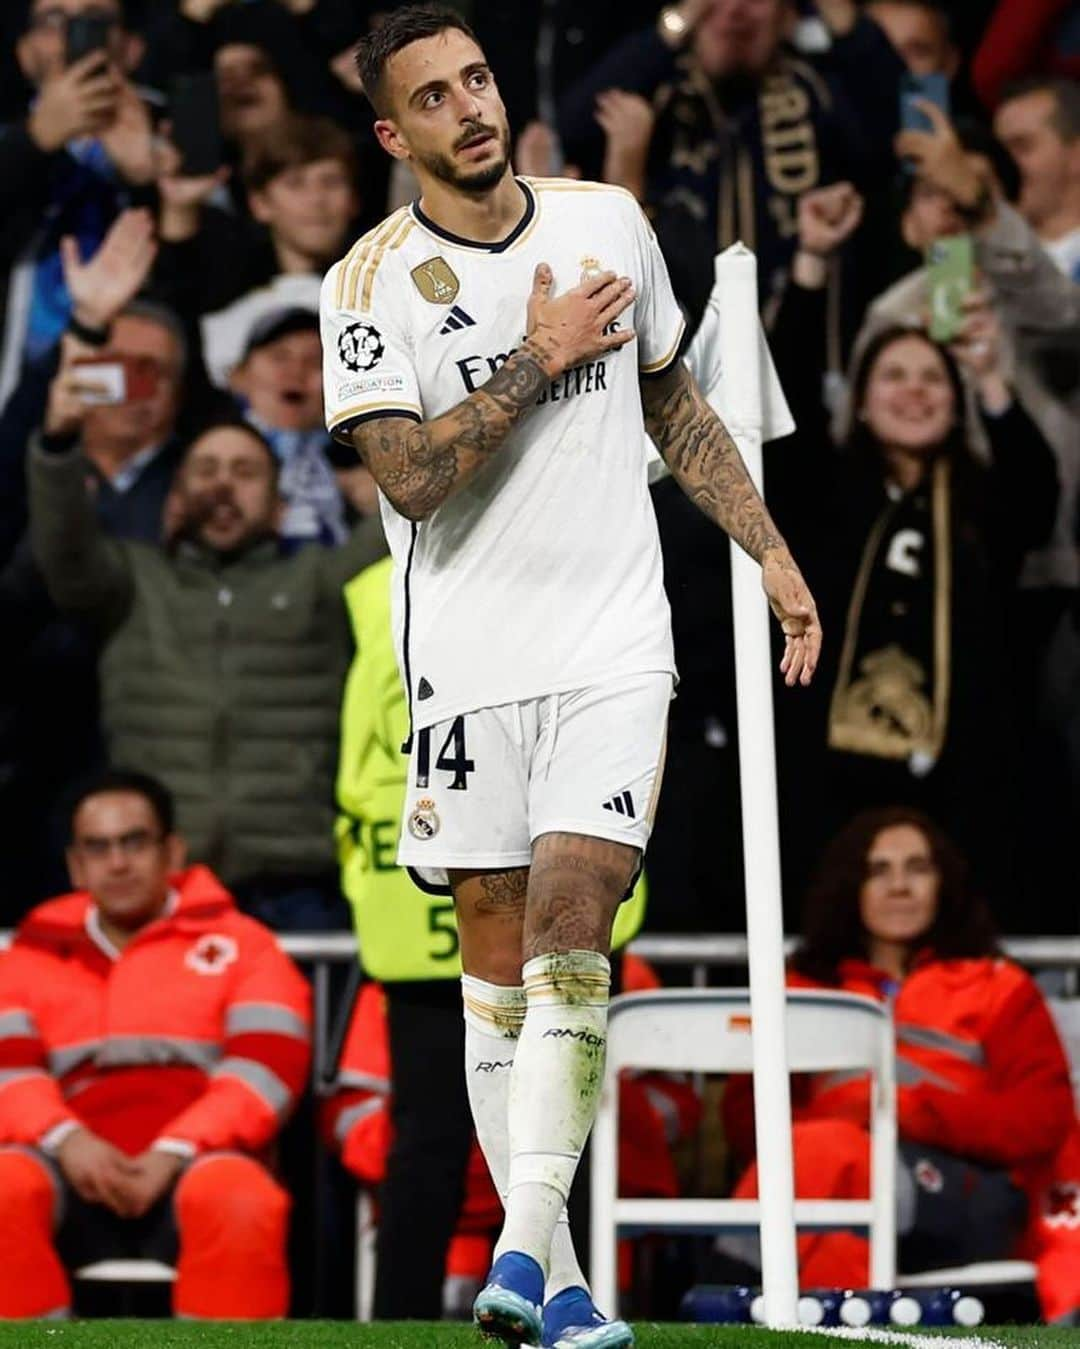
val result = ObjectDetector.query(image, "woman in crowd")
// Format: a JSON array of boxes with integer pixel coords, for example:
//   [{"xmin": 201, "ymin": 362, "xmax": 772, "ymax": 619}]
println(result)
[
  {"xmin": 725, "ymin": 806, "xmax": 1080, "ymax": 1323},
  {"xmin": 765, "ymin": 184, "xmax": 1060, "ymax": 916}
]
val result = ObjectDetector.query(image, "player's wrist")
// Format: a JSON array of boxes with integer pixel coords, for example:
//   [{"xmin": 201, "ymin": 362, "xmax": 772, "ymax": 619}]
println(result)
[{"xmin": 522, "ymin": 333, "xmax": 563, "ymax": 380}]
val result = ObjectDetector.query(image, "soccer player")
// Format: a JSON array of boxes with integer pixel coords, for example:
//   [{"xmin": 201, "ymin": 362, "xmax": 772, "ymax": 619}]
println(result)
[{"xmin": 320, "ymin": 7, "xmax": 822, "ymax": 1345}]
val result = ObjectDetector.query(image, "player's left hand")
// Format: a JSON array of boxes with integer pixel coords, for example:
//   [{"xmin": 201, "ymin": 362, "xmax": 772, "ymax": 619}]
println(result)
[{"xmin": 762, "ymin": 550, "xmax": 822, "ymax": 687}]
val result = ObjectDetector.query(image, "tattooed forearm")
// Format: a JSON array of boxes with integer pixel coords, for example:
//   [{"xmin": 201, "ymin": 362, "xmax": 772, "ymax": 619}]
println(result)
[
  {"xmin": 350, "ymin": 337, "xmax": 555, "ymax": 520},
  {"xmin": 641, "ymin": 362, "xmax": 787, "ymax": 563}
]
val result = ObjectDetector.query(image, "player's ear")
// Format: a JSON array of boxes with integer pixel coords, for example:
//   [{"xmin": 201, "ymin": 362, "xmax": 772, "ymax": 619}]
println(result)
[{"xmin": 374, "ymin": 118, "xmax": 411, "ymax": 162}]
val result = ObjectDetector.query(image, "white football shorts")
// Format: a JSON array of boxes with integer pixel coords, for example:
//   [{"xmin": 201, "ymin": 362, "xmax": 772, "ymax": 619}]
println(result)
[{"xmin": 397, "ymin": 672, "xmax": 673, "ymax": 885}]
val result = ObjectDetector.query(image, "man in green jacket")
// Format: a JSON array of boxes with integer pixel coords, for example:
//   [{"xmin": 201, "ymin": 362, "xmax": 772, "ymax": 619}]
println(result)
[{"xmin": 29, "ymin": 412, "xmax": 386, "ymax": 930}]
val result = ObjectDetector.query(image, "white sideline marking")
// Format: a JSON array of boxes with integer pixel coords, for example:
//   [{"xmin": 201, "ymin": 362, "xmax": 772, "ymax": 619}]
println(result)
[{"xmin": 796, "ymin": 1327, "xmax": 1010, "ymax": 1349}]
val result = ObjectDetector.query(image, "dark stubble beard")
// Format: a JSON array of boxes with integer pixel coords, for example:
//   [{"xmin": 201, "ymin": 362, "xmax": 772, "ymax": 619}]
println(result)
[{"xmin": 415, "ymin": 121, "xmax": 512, "ymax": 195}]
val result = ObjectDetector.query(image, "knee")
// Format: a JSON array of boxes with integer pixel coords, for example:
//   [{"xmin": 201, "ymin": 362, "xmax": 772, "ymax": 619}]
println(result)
[
  {"xmin": 176, "ymin": 1154, "xmax": 289, "ymax": 1235},
  {"xmin": 0, "ymin": 1148, "xmax": 56, "ymax": 1225}
]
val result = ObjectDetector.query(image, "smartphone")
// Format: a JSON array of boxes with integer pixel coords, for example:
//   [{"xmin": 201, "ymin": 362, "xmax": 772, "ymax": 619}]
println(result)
[
  {"xmin": 169, "ymin": 73, "xmax": 223, "ymax": 177},
  {"xmin": 72, "ymin": 356, "xmax": 160, "ymax": 405},
  {"xmin": 926, "ymin": 234, "xmax": 973, "ymax": 343},
  {"xmin": 65, "ymin": 14, "xmax": 112, "ymax": 67},
  {"xmin": 900, "ymin": 71, "xmax": 950, "ymax": 135}
]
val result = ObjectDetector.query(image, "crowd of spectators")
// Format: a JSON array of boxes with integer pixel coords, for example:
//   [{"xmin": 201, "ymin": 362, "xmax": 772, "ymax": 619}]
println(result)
[{"xmin": 0, "ymin": 0, "xmax": 1078, "ymax": 1324}]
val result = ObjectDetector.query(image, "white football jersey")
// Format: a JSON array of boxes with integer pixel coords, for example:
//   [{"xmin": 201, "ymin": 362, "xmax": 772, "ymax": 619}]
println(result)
[{"xmin": 321, "ymin": 177, "xmax": 685, "ymax": 736}]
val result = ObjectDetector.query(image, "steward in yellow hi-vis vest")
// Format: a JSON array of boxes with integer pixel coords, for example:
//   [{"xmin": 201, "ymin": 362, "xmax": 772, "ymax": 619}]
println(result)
[{"xmin": 337, "ymin": 557, "xmax": 647, "ymax": 980}]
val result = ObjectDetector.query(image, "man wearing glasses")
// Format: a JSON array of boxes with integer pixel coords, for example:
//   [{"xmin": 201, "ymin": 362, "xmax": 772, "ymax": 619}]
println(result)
[
  {"xmin": 0, "ymin": 768, "xmax": 311, "ymax": 1319},
  {"xmin": 1, "ymin": 0, "xmax": 155, "ymax": 405}
]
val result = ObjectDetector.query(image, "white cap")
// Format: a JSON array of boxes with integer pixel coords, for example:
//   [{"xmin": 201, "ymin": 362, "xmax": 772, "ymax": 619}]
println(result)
[
  {"xmin": 798, "ymin": 1296, "xmax": 825, "ymax": 1326},
  {"xmin": 840, "ymin": 1296, "xmax": 872, "ymax": 1327},
  {"xmin": 890, "ymin": 1296, "xmax": 922, "ymax": 1326},
  {"xmin": 953, "ymin": 1296, "xmax": 985, "ymax": 1327}
]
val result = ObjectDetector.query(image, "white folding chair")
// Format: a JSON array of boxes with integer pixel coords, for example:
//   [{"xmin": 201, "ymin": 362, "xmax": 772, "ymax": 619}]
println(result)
[{"xmin": 589, "ymin": 988, "xmax": 897, "ymax": 1315}]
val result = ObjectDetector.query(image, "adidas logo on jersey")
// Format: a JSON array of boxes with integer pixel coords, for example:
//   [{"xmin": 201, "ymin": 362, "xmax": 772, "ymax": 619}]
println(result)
[
  {"xmin": 602, "ymin": 790, "xmax": 635, "ymax": 818},
  {"xmin": 439, "ymin": 306, "xmax": 477, "ymax": 335}
]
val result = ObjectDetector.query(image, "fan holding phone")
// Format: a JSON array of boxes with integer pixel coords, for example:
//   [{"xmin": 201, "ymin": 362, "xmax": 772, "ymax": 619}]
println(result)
[{"xmin": 38, "ymin": 210, "xmax": 189, "ymax": 543}]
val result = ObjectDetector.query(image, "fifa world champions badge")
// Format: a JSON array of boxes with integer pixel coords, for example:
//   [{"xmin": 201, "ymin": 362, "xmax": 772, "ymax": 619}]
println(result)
[{"xmin": 408, "ymin": 797, "xmax": 441, "ymax": 840}]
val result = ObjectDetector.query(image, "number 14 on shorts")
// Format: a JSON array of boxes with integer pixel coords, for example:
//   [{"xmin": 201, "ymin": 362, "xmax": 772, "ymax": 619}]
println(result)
[{"xmin": 415, "ymin": 716, "xmax": 474, "ymax": 791}]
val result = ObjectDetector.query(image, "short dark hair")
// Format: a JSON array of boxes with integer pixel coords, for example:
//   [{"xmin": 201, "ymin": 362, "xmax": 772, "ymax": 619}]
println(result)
[
  {"xmin": 355, "ymin": 4, "xmax": 478, "ymax": 116},
  {"xmin": 793, "ymin": 806, "xmax": 998, "ymax": 984},
  {"xmin": 999, "ymin": 76, "xmax": 1080, "ymax": 141},
  {"xmin": 243, "ymin": 114, "xmax": 359, "ymax": 194},
  {"xmin": 67, "ymin": 768, "xmax": 175, "ymax": 841}
]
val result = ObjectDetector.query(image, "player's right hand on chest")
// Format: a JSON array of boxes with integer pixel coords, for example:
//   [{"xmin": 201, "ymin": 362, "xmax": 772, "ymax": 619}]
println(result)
[{"xmin": 524, "ymin": 263, "xmax": 636, "ymax": 378}]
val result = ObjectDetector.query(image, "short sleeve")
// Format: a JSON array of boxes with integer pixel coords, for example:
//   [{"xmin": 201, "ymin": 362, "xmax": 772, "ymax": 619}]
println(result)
[
  {"xmin": 320, "ymin": 257, "xmax": 423, "ymax": 443},
  {"xmin": 632, "ymin": 206, "xmax": 686, "ymax": 379}
]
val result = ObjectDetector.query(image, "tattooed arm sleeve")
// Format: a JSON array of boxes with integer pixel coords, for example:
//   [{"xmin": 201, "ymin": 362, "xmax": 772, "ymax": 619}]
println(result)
[
  {"xmin": 640, "ymin": 361, "xmax": 788, "ymax": 564},
  {"xmin": 348, "ymin": 342, "xmax": 553, "ymax": 521}
]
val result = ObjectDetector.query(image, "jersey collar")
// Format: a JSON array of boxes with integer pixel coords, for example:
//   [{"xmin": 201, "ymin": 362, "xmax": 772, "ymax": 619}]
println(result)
[{"xmin": 410, "ymin": 178, "xmax": 536, "ymax": 254}]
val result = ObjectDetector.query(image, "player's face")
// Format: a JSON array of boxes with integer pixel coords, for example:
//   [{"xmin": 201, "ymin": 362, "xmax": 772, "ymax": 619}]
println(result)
[
  {"xmin": 177, "ymin": 426, "xmax": 281, "ymax": 554},
  {"xmin": 859, "ymin": 824, "xmax": 940, "ymax": 950},
  {"xmin": 860, "ymin": 334, "xmax": 954, "ymax": 455},
  {"xmin": 376, "ymin": 29, "xmax": 511, "ymax": 194},
  {"xmin": 67, "ymin": 791, "xmax": 182, "ymax": 930},
  {"xmin": 233, "ymin": 330, "xmax": 324, "ymax": 432}
]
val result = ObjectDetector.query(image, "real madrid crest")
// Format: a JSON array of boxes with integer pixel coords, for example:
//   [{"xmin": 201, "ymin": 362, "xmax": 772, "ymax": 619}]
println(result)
[
  {"xmin": 411, "ymin": 256, "xmax": 460, "ymax": 305},
  {"xmin": 579, "ymin": 255, "xmax": 604, "ymax": 283},
  {"xmin": 407, "ymin": 797, "xmax": 441, "ymax": 840}
]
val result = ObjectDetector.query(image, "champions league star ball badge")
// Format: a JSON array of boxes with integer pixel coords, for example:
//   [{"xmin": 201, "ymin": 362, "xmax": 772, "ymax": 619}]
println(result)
[
  {"xmin": 407, "ymin": 798, "xmax": 440, "ymax": 840},
  {"xmin": 338, "ymin": 321, "xmax": 385, "ymax": 373}
]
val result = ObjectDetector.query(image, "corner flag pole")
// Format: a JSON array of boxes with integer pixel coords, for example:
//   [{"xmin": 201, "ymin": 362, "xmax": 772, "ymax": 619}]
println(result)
[{"xmin": 715, "ymin": 242, "xmax": 799, "ymax": 1327}]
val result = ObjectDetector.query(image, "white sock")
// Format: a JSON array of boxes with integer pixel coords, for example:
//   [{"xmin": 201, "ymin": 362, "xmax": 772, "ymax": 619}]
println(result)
[
  {"xmin": 462, "ymin": 975, "xmax": 588, "ymax": 1299},
  {"xmin": 494, "ymin": 951, "xmax": 610, "ymax": 1276}
]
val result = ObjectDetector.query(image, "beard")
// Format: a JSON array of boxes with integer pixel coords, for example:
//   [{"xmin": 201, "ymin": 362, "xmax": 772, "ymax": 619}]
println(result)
[{"xmin": 414, "ymin": 120, "xmax": 512, "ymax": 195}]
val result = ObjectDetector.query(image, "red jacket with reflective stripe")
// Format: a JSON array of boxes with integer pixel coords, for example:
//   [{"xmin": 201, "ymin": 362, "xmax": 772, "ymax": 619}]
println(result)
[
  {"xmin": 0, "ymin": 866, "xmax": 311, "ymax": 1156},
  {"xmin": 725, "ymin": 955, "xmax": 1074, "ymax": 1174},
  {"xmin": 723, "ymin": 954, "xmax": 1080, "ymax": 1320}
]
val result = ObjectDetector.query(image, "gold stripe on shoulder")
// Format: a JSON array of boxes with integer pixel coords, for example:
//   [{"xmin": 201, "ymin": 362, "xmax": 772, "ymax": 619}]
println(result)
[
  {"xmin": 344, "ymin": 210, "xmax": 409, "ymax": 309},
  {"xmin": 640, "ymin": 317, "xmax": 687, "ymax": 374},
  {"xmin": 334, "ymin": 221, "xmax": 387, "ymax": 308},
  {"xmin": 336, "ymin": 210, "xmax": 408, "ymax": 309},
  {"xmin": 354, "ymin": 213, "xmax": 414, "ymax": 312}
]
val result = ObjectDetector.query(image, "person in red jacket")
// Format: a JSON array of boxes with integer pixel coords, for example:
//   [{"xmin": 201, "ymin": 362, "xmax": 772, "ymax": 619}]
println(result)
[
  {"xmin": 322, "ymin": 953, "xmax": 701, "ymax": 1312},
  {"xmin": 0, "ymin": 769, "xmax": 312, "ymax": 1320},
  {"xmin": 725, "ymin": 806, "xmax": 1079, "ymax": 1324}
]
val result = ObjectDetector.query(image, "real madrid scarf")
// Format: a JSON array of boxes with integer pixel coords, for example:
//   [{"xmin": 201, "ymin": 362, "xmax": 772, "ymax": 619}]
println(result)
[{"xmin": 828, "ymin": 458, "xmax": 952, "ymax": 770}]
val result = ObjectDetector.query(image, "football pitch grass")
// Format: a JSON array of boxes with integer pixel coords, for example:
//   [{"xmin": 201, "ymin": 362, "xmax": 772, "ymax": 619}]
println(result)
[{"xmin": 0, "ymin": 1324, "xmax": 1069, "ymax": 1349}]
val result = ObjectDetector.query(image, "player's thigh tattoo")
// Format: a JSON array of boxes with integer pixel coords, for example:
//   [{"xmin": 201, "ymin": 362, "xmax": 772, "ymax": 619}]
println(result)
[
  {"xmin": 475, "ymin": 869, "xmax": 529, "ymax": 916},
  {"xmin": 524, "ymin": 835, "xmax": 638, "ymax": 960}
]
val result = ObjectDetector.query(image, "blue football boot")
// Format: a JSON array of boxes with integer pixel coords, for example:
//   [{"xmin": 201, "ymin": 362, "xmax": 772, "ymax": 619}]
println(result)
[
  {"xmin": 542, "ymin": 1286, "xmax": 634, "ymax": 1349},
  {"xmin": 473, "ymin": 1251, "xmax": 545, "ymax": 1346}
]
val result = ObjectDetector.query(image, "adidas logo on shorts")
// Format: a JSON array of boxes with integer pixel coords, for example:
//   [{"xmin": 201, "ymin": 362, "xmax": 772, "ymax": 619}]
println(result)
[{"xmin": 602, "ymin": 790, "xmax": 635, "ymax": 818}]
